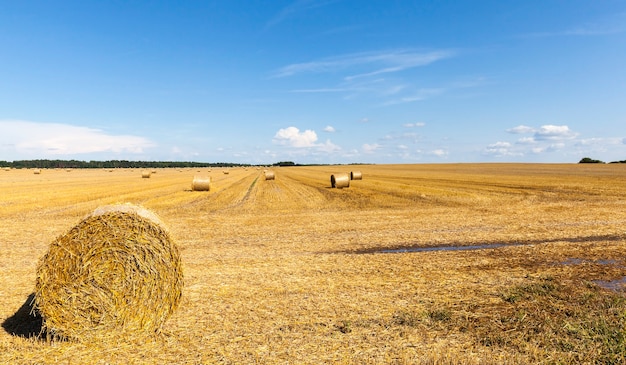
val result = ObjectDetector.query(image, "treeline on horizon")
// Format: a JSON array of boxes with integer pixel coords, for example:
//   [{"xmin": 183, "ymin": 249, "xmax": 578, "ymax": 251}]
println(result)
[
  {"xmin": 579, "ymin": 157, "xmax": 626, "ymax": 164},
  {"xmin": 0, "ymin": 159, "xmax": 307, "ymax": 169}
]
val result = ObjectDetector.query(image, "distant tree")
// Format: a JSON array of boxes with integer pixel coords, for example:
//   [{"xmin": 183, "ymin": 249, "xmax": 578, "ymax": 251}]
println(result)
[
  {"xmin": 579, "ymin": 157, "xmax": 605, "ymax": 164},
  {"xmin": 273, "ymin": 161, "xmax": 296, "ymax": 166}
]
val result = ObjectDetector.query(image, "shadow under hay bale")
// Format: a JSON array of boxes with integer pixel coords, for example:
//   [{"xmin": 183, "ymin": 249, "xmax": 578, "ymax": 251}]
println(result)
[
  {"xmin": 2, "ymin": 293, "xmax": 45, "ymax": 339},
  {"xmin": 191, "ymin": 176, "xmax": 211, "ymax": 191},
  {"xmin": 331, "ymin": 173, "xmax": 350, "ymax": 188},
  {"xmin": 34, "ymin": 203, "xmax": 183, "ymax": 341}
]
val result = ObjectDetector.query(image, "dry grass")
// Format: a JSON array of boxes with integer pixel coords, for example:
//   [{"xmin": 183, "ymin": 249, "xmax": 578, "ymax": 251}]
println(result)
[{"xmin": 1, "ymin": 164, "xmax": 626, "ymax": 364}]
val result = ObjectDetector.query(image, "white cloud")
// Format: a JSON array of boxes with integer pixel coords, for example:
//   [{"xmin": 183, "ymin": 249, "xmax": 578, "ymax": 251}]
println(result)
[
  {"xmin": 316, "ymin": 139, "xmax": 341, "ymax": 153},
  {"xmin": 516, "ymin": 137, "xmax": 536, "ymax": 144},
  {"xmin": 0, "ymin": 120, "xmax": 154, "ymax": 158},
  {"xmin": 429, "ymin": 149, "xmax": 448, "ymax": 157},
  {"xmin": 362, "ymin": 143, "xmax": 381, "ymax": 154},
  {"xmin": 403, "ymin": 122, "xmax": 426, "ymax": 128},
  {"xmin": 273, "ymin": 126, "xmax": 318, "ymax": 147},
  {"xmin": 483, "ymin": 141, "xmax": 522, "ymax": 157},
  {"xmin": 507, "ymin": 124, "xmax": 577, "ymax": 140},
  {"xmin": 535, "ymin": 125, "xmax": 577, "ymax": 140},
  {"xmin": 507, "ymin": 125, "xmax": 535, "ymax": 134},
  {"xmin": 323, "ymin": 125, "xmax": 336, "ymax": 133}
]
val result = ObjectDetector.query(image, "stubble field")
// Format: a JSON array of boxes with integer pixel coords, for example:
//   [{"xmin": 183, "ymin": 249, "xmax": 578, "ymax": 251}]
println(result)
[{"xmin": 1, "ymin": 163, "xmax": 625, "ymax": 364}]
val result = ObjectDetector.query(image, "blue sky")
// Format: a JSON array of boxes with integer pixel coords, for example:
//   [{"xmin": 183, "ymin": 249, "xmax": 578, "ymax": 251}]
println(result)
[{"xmin": 1, "ymin": 1, "xmax": 625, "ymax": 164}]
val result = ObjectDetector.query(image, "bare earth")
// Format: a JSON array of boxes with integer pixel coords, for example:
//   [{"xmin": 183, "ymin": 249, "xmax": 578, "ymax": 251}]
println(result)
[{"xmin": 1, "ymin": 164, "xmax": 625, "ymax": 364}]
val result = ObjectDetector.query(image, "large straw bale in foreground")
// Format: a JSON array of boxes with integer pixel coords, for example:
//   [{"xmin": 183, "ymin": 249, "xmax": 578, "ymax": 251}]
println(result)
[
  {"xmin": 34, "ymin": 204, "xmax": 183, "ymax": 340},
  {"xmin": 264, "ymin": 170, "xmax": 275, "ymax": 180}
]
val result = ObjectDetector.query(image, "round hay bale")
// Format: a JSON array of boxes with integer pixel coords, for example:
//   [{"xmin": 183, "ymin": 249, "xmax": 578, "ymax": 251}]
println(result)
[
  {"xmin": 223, "ymin": 170, "xmax": 229, "ymax": 175},
  {"xmin": 191, "ymin": 176, "xmax": 211, "ymax": 191},
  {"xmin": 141, "ymin": 171, "xmax": 151, "ymax": 178},
  {"xmin": 331, "ymin": 173, "xmax": 350, "ymax": 188},
  {"xmin": 33, "ymin": 169, "xmax": 41, "ymax": 174},
  {"xmin": 34, "ymin": 204, "xmax": 183, "ymax": 340},
  {"xmin": 264, "ymin": 171, "xmax": 275, "ymax": 180},
  {"xmin": 350, "ymin": 171, "xmax": 362, "ymax": 180}
]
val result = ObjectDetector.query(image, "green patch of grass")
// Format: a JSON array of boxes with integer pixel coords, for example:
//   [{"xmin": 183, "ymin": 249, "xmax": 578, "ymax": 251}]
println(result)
[{"xmin": 466, "ymin": 276, "xmax": 626, "ymax": 363}]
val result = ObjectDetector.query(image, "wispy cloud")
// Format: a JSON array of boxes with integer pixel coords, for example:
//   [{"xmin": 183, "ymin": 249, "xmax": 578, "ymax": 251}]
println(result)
[
  {"xmin": 271, "ymin": 49, "xmax": 454, "ymax": 78},
  {"xmin": 273, "ymin": 48, "xmax": 471, "ymax": 106},
  {"xmin": 522, "ymin": 13, "xmax": 626, "ymax": 38},
  {"xmin": 403, "ymin": 122, "xmax": 426, "ymax": 128},
  {"xmin": 379, "ymin": 88, "xmax": 446, "ymax": 106},
  {"xmin": 0, "ymin": 120, "xmax": 155, "ymax": 158},
  {"xmin": 266, "ymin": 0, "xmax": 341, "ymax": 29}
]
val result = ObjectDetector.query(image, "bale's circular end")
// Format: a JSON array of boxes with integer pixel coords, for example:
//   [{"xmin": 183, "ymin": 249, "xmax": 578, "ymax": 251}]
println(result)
[
  {"xmin": 331, "ymin": 173, "xmax": 350, "ymax": 188},
  {"xmin": 350, "ymin": 171, "xmax": 362, "ymax": 180},
  {"xmin": 264, "ymin": 171, "xmax": 275, "ymax": 180},
  {"xmin": 192, "ymin": 176, "xmax": 211, "ymax": 191},
  {"xmin": 34, "ymin": 204, "xmax": 183, "ymax": 340}
]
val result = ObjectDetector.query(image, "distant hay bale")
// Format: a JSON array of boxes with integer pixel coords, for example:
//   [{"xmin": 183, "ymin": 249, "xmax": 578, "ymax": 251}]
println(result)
[
  {"xmin": 331, "ymin": 173, "xmax": 350, "ymax": 188},
  {"xmin": 33, "ymin": 169, "xmax": 41, "ymax": 175},
  {"xmin": 34, "ymin": 204, "xmax": 183, "ymax": 340},
  {"xmin": 264, "ymin": 171, "xmax": 275, "ymax": 180},
  {"xmin": 223, "ymin": 170, "xmax": 230, "ymax": 175},
  {"xmin": 142, "ymin": 171, "xmax": 151, "ymax": 178},
  {"xmin": 350, "ymin": 171, "xmax": 362, "ymax": 180},
  {"xmin": 191, "ymin": 176, "xmax": 211, "ymax": 191},
  {"xmin": 151, "ymin": 169, "xmax": 157, "ymax": 174}
]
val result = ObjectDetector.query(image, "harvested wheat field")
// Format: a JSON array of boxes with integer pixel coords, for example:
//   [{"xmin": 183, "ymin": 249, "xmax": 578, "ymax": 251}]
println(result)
[{"xmin": 1, "ymin": 164, "xmax": 626, "ymax": 364}]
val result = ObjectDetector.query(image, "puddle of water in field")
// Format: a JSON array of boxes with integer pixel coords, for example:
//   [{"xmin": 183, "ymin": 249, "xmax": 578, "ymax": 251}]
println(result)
[
  {"xmin": 350, "ymin": 234, "xmax": 624, "ymax": 255},
  {"xmin": 594, "ymin": 277, "xmax": 626, "ymax": 292},
  {"xmin": 560, "ymin": 258, "xmax": 622, "ymax": 266}
]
